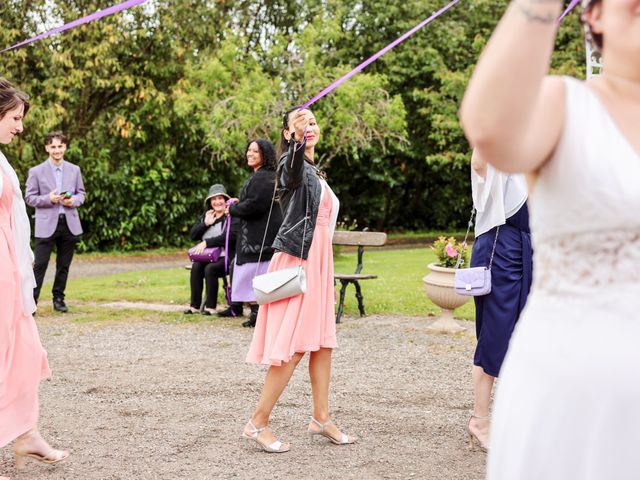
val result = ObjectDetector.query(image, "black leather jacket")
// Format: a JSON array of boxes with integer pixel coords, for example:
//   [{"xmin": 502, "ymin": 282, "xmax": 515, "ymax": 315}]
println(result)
[
  {"xmin": 228, "ymin": 168, "xmax": 282, "ymax": 265},
  {"xmin": 272, "ymin": 140, "xmax": 324, "ymax": 260}
]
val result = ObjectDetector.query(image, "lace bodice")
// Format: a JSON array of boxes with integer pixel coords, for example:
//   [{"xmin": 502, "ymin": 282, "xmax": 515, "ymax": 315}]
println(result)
[
  {"xmin": 530, "ymin": 78, "xmax": 640, "ymax": 296},
  {"xmin": 533, "ymin": 230, "xmax": 640, "ymax": 296}
]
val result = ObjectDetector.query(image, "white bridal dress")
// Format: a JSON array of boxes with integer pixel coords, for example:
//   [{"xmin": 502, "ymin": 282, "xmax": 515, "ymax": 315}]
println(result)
[{"xmin": 487, "ymin": 77, "xmax": 640, "ymax": 479}]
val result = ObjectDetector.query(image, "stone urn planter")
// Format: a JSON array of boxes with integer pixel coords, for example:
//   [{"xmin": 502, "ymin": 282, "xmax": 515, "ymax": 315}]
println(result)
[{"xmin": 422, "ymin": 262, "xmax": 469, "ymax": 333}]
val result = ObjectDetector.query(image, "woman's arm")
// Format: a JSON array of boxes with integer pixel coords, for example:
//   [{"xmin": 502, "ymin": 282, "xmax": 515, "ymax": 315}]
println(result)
[
  {"xmin": 189, "ymin": 213, "xmax": 208, "ymax": 241},
  {"xmin": 279, "ymin": 138, "xmax": 306, "ymax": 189},
  {"xmin": 459, "ymin": 0, "xmax": 565, "ymax": 173},
  {"xmin": 229, "ymin": 173, "xmax": 275, "ymax": 219}
]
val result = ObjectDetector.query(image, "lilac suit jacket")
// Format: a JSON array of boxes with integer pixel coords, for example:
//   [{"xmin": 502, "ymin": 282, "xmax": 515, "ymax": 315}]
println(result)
[{"xmin": 25, "ymin": 159, "xmax": 85, "ymax": 238}]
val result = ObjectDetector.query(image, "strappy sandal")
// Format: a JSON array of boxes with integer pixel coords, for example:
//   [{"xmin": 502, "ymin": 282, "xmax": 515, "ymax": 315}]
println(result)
[
  {"xmin": 308, "ymin": 417, "xmax": 357, "ymax": 445},
  {"xmin": 241, "ymin": 420, "xmax": 290, "ymax": 453},
  {"xmin": 14, "ymin": 432, "xmax": 69, "ymax": 472},
  {"xmin": 467, "ymin": 414, "xmax": 489, "ymax": 452}
]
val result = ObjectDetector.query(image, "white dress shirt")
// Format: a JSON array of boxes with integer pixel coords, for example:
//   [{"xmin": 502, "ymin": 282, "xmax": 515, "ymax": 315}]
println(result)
[{"xmin": 471, "ymin": 164, "xmax": 527, "ymax": 237}]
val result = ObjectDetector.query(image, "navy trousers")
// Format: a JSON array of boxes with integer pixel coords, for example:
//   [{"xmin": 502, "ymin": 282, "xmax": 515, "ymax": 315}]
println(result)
[{"xmin": 470, "ymin": 202, "xmax": 532, "ymax": 377}]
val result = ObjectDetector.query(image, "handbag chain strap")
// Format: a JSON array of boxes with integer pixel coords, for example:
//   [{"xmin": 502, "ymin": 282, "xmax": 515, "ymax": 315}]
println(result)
[
  {"xmin": 454, "ymin": 208, "xmax": 475, "ymax": 269},
  {"xmin": 255, "ymin": 140, "xmax": 307, "ymax": 275},
  {"xmin": 487, "ymin": 225, "xmax": 500, "ymax": 271},
  {"xmin": 255, "ymin": 175, "xmax": 278, "ymax": 276},
  {"xmin": 455, "ymin": 174, "xmax": 511, "ymax": 271}
]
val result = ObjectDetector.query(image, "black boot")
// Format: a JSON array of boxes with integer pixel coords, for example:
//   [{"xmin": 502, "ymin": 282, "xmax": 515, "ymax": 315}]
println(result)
[
  {"xmin": 242, "ymin": 304, "xmax": 259, "ymax": 328},
  {"xmin": 218, "ymin": 302, "xmax": 244, "ymax": 317}
]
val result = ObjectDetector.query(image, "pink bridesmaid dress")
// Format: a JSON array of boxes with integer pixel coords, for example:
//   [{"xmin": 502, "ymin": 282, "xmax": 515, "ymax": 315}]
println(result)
[
  {"xmin": 247, "ymin": 184, "xmax": 336, "ymax": 366},
  {"xmin": 0, "ymin": 172, "xmax": 51, "ymax": 447}
]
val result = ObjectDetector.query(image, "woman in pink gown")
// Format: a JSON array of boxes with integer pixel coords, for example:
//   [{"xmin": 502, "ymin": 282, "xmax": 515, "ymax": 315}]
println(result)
[
  {"xmin": 242, "ymin": 109, "xmax": 355, "ymax": 453},
  {"xmin": 0, "ymin": 78, "xmax": 68, "ymax": 479}
]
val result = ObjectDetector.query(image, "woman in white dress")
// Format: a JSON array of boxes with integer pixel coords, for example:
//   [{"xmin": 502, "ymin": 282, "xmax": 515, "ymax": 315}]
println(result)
[{"xmin": 460, "ymin": 0, "xmax": 640, "ymax": 478}]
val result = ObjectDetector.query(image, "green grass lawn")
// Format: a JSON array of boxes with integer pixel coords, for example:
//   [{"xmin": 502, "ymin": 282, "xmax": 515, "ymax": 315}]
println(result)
[{"xmin": 41, "ymin": 248, "xmax": 475, "ymax": 321}]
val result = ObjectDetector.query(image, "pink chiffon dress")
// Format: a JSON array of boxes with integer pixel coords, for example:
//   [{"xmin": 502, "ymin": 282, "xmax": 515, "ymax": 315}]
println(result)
[
  {"xmin": 0, "ymin": 172, "xmax": 50, "ymax": 447},
  {"xmin": 247, "ymin": 184, "xmax": 336, "ymax": 366}
]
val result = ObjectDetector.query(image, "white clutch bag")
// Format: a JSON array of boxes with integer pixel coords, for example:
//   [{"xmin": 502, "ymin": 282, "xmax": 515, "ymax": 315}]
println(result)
[
  {"xmin": 252, "ymin": 265, "xmax": 307, "ymax": 305},
  {"xmin": 252, "ymin": 159, "xmax": 308, "ymax": 305}
]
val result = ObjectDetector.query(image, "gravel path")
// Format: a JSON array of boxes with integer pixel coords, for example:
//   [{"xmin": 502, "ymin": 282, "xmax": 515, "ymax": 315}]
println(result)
[{"xmin": 0, "ymin": 313, "xmax": 486, "ymax": 479}]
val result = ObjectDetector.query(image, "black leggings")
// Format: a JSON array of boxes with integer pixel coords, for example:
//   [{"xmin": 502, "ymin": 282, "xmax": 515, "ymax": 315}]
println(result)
[{"xmin": 189, "ymin": 259, "xmax": 226, "ymax": 309}]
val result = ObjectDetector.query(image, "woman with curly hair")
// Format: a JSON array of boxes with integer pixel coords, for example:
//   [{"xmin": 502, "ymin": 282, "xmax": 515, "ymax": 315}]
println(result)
[{"xmin": 224, "ymin": 139, "xmax": 283, "ymax": 327}]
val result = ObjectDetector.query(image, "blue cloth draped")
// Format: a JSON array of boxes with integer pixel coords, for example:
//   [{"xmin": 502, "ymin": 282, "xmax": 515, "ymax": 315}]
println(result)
[{"xmin": 470, "ymin": 201, "xmax": 532, "ymax": 377}]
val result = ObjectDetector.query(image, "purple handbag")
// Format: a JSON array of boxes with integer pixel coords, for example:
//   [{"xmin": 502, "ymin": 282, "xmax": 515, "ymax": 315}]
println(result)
[
  {"xmin": 452, "ymin": 209, "xmax": 499, "ymax": 297},
  {"xmin": 453, "ymin": 176, "xmax": 510, "ymax": 297},
  {"xmin": 454, "ymin": 267, "xmax": 492, "ymax": 296},
  {"xmin": 188, "ymin": 246, "xmax": 221, "ymax": 263}
]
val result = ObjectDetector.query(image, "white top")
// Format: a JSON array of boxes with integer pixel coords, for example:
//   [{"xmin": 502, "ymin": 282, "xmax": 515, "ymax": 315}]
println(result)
[
  {"xmin": 530, "ymin": 77, "xmax": 640, "ymax": 243},
  {"xmin": 0, "ymin": 151, "xmax": 37, "ymax": 315},
  {"xmin": 525, "ymin": 76, "xmax": 640, "ymax": 296},
  {"xmin": 471, "ymin": 164, "xmax": 527, "ymax": 236}
]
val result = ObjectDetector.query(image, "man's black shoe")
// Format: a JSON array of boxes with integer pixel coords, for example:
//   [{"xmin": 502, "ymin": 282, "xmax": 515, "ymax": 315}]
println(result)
[
  {"xmin": 217, "ymin": 304, "xmax": 243, "ymax": 317},
  {"xmin": 53, "ymin": 298, "xmax": 68, "ymax": 313}
]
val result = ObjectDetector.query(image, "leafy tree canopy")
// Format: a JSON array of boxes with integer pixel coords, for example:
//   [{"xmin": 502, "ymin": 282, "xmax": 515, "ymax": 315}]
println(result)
[{"xmin": 0, "ymin": 0, "xmax": 585, "ymax": 249}]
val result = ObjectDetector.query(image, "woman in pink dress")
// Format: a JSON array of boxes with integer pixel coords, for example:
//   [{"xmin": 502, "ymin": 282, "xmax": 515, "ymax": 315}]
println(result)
[
  {"xmin": 0, "ymin": 78, "xmax": 68, "ymax": 479},
  {"xmin": 242, "ymin": 108, "xmax": 356, "ymax": 453}
]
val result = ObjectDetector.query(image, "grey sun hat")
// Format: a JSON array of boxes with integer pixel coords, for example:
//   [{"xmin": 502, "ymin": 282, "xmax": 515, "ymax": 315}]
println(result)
[{"xmin": 205, "ymin": 184, "xmax": 231, "ymax": 204}]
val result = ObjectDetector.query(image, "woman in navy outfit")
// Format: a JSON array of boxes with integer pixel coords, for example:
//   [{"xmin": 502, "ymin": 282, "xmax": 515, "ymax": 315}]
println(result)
[{"xmin": 466, "ymin": 151, "xmax": 532, "ymax": 452}]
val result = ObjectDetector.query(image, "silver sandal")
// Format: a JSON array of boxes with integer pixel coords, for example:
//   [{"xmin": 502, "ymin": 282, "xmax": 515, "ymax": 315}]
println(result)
[
  {"xmin": 242, "ymin": 420, "xmax": 290, "ymax": 453},
  {"xmin": 308, "ymin": 417, "xmax": 356, "ymax": 445}
]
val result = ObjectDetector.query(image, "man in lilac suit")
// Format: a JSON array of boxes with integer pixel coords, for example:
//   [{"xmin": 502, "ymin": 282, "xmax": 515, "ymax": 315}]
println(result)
[{"xmin": 25, "ymin": 131, "xmax": 85, "ymax": 312}]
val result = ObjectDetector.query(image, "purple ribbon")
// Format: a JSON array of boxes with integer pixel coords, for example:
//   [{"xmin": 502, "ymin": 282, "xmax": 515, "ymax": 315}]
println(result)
[
  {"xmin": 223, "ymin": 215, "xmax": 234, "ymax": 312},
  {"xmin": 1, "ymin": 0, "xmax": 147, "ymax": 53},
  {"xmin": 301, "ymin": 0, "xmax": 461, "ymax": 109},
  {"xmin": 557, "ymin": 0, "xmax": 581, "ymax": 24}
]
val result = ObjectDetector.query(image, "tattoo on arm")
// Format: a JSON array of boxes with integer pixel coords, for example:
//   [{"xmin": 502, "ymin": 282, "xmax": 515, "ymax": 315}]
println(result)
[{"xmin": 514, "ymin": 0, "xmax": 557, "ymax": 24}]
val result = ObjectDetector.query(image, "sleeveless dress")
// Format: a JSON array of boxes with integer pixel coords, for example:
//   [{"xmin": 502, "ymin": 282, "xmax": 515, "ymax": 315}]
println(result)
[
  {"xmin": 487, "ymin": 77, "xmax": 640, "ymax": 478},
  {"xmin": 247, "ymin": 184, "xmax": 337, "ymax": 366},
  {"xmin": 0, "ymin": 172, "xmax": 51, "ymax": 447}
]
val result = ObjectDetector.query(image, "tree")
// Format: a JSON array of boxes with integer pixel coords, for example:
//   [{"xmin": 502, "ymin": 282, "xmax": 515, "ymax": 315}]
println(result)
[{"xmin": 0, "ymin": 0, "xmax": 587, "ymax": 249}]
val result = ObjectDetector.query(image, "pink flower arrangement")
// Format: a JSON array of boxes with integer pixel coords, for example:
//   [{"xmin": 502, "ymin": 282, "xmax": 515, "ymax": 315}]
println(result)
[{"xmin": 432, "ymin": 236, "xmax": 470, "ymax": 268}]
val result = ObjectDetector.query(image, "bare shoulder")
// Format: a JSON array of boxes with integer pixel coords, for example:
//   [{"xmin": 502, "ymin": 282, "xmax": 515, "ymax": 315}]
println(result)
[
  {"xmin": 541, "ymin": 75, "xmax": 565, "ymax": 100},
  {"xmin": 525, "ymin": 76, "xmax": 567, "ymax": 180},
  {"xmin": 525, "ymin": 75, "xmax": 567, "ymax": 171},
  {"xmin": 532, "ymin": 76, "xmax": 566, "ymax": 131}
]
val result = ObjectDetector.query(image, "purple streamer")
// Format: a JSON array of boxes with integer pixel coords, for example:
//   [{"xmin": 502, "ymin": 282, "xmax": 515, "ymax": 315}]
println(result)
[
  {"xmin": 223, "ymin": 213, "xmax": 235, "ymax": 314},
  {"xmin": 1, "ymin": 0, "xmax": 147, "ymax": 53},
  {"xmin": 557, "ymin": 0, "xmax": 581, "ymax": 24},
  {"xmin": 301, "ymin": 0, "xmax": 461, "ymax": 109}
]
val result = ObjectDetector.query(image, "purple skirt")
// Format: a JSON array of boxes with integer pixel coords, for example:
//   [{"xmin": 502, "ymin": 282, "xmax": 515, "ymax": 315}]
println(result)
[{"xmin": 231, "ymin": 261, "xmax": 270, "ymax": 302}]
